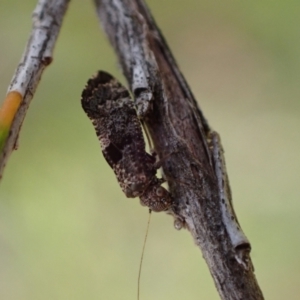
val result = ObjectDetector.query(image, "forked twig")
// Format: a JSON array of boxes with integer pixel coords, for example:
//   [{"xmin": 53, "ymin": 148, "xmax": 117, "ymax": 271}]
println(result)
[
  {"xmin": 94, "ymin": 0, "xmax": 264, "ymax": 299},
  {"xmin": 0, "ymin": 0, "xmax": 264, "ymax": 298}
]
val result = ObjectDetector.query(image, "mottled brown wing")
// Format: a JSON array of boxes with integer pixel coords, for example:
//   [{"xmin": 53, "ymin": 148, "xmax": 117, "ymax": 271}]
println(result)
[{"xmin": 81, "ymin": 71, "xmax": 156, "ymax": 198}]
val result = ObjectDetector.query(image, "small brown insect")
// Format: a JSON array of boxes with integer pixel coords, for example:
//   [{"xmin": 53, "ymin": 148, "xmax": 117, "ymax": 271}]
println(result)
[{"xmin": 81, "ymin": 71, "xmax": 172, "ymax": 212}]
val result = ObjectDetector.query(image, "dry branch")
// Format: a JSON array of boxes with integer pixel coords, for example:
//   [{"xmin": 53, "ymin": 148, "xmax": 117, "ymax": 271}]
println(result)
[
  {"xmin": 0, "ymin": 0, "xmax": 70, "ymax": 179},
  {"xmin": 94, "ymin": 0, "xmax": 264, "ymax": 299}
]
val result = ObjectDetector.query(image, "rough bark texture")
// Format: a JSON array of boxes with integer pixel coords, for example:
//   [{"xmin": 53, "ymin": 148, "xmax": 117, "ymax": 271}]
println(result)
[{"xmin": 94, "ymin": 0, "xmax": 264, "ymax": 299}]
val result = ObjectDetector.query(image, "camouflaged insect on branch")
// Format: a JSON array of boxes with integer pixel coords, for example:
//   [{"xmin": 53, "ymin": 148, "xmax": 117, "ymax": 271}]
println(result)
[{"xmin": 81, "ymin": 71, "xmax": 172, "ymax": 212}]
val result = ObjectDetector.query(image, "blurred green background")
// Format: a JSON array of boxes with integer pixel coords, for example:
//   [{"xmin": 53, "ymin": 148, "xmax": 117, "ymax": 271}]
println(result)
[{"xmin": 1, "ymin": 0, "xmax": 300, "ymax": 299}]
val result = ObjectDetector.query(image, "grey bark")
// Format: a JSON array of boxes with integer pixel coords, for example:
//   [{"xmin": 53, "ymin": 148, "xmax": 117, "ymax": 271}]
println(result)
[
  {"xmin": 94, "ymin": 0, "xmax": 264, "ymax": 299},
  {"xmin": 0, "ymin": 0, "xmax": 70, "ymax": 179}
]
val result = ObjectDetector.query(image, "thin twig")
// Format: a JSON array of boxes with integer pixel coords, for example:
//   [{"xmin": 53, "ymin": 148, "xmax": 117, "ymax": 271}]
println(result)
[
  {"xmin": 0, "ymin": 0, "xmax": 70, "ymax": 179},
  {"xmin": 94, "ymin": 0, "xmax": 264, "ymax": 299}
]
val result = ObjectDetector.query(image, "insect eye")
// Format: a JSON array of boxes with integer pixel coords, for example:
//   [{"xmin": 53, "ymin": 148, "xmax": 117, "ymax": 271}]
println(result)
[{"xmin": 156, "ymin": 187, "xmax": 164, "ymax": 197}]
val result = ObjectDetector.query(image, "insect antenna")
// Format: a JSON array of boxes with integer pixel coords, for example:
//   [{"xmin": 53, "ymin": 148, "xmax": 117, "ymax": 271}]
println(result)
[
  {"xmin": 140, "ymin": 120, "xmax": 153, "ymax": 151},
  {"xmin": 137, "ymin": 209, "xmax": 152, "ymax": 300}
]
